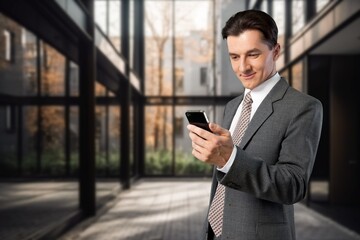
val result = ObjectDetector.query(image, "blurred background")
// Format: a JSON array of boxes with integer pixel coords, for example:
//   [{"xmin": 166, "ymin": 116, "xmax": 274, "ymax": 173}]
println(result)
[{"xmin": 0, "ymin": 0, "xmax": 359, "ymax": 239}]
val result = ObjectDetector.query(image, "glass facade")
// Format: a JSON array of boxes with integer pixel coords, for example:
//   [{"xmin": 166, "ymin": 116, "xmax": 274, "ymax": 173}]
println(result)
[
  {"xmin": 0, "ymin": 0, "xmax": 359, "ymax": 237},
  {"xmin": 144, "ymin": 0, "xmax": 216, "ymax": 176},
  {"xmin": 95, "ymin": 0, "xmax": 122, "ymax": 52},
  {"xmin": 272, "ymin": 1, "xmax": 285, "ymax": 50},
  {"xmin": 292, "ymin": 0, "xmax": 305, "ymax": 35}
]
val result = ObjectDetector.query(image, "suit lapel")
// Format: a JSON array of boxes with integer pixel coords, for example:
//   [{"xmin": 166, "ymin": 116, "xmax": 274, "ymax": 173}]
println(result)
[
  {"xmin": 239, "ymin": 78, "xmax": 289, "ymax": 149},
  {"xmin": 223, "ymin": 94, "xmax": 243, "ymax": 130}
]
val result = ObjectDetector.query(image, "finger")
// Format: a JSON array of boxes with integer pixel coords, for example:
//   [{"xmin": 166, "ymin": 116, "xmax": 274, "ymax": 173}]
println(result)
[
  {"xmin": 189, "ymin": 132, "xmax": 208, "ymax": 150},
  {"xmin": 187, "ymin": 124, "xmax": 212, "ymax": 139},
  {"xmin": 209, "ymin": 123, "xmax": 229, "ymax": 136}
]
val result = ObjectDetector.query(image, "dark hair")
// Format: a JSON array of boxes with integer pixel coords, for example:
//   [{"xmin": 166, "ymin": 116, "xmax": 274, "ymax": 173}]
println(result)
[{"xmin": 221, "ymin": 10, "xmax": 278, "ymax": 49}]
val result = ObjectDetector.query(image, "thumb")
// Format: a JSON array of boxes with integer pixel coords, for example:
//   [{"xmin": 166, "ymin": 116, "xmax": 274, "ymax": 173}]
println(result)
[{"xmin": 209, "ymin": 122, "xmax": 228, "ymax": 135}]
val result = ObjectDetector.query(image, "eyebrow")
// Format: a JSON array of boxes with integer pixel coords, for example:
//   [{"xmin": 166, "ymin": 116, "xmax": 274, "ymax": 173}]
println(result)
[{"xmin": 228, "ymin": 48, "xmax": 262, "ymax": 56}]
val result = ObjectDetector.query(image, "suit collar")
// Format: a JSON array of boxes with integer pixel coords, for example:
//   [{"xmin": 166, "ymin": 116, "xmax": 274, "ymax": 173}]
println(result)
[{"xmin": 238, "ymin": 78, "xmax": 289, "ymax": 148}]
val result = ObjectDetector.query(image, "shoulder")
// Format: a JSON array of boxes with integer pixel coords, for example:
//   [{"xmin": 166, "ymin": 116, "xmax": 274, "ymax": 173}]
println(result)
[
  {"xmin": 225, "ymin": 94, "xmax": 243, "ymax": 109},
  {"xmin": 285, "ymin": 86, "xmax": 322, "ymax": 109}
]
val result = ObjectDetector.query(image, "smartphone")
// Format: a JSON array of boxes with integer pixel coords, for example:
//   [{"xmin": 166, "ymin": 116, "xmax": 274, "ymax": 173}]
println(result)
[{"xmin": 185, "ymin": 110, "xmax": 212, "ymax": 132}]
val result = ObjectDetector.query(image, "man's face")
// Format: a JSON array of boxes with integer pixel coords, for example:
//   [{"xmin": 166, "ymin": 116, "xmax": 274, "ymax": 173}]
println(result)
[{"xmin": 226, "ymin": 30, "xmax": 280, "ymax": 90}]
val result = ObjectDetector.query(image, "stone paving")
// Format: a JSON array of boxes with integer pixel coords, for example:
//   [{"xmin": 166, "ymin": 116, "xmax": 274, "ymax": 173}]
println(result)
[
  {"xmin": 60, "ymin": 179, "xmax": 360, "ymax": 240},
  {"xmin": 0, "ymin": 180, "xmax": 119, "ymax": 240}
]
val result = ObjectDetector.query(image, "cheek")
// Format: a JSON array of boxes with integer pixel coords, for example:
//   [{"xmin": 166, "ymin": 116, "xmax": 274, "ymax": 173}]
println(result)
[
  {"xmin": 230, "ymin": 61, "xmax": 238, "ymax": 72},
  {"xmin": 262, "ymin": 56, "xmax": 274, "ymax": 72}
]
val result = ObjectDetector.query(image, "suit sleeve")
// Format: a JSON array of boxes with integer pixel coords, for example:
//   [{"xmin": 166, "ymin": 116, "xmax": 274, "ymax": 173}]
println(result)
[{"xmin": 217, "ymin": 97, "xmax": 323, "ymax": 204}]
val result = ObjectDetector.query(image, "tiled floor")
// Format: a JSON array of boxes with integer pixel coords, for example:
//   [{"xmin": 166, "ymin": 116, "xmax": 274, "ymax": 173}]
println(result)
[{"xmin": 59, "ymin": 179, "xmax": 360, "ymax": 240}]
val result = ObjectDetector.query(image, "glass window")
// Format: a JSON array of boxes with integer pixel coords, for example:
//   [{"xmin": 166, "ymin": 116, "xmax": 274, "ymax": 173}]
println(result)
[
  {"xmin": 3, "ymin": 29, "xmax": 13, "ymax": 61},
  {"xmin": 5, "ymin": 105, "xmax": 15, "ymax": 132},
  {"xmin": 95, "ymin": 0, "xmax": 107, "ymax": 33},
  {"xmin": 280, "ymin": 68, "xmax": 290, "ymax": 82},
  {"xmin": 175, "ymin": 38, "xmax": 184, "ymax": 59},
  {"xmin": 22, "ymin": 29, "xmax": 38, "ymax": 96},
  {"xmin": 200, "ymin": 67, "xmax": 207, "ymax": 86},
  {"xmin": 145, "ymin": 106, "xmax": 173, "ymax": 175},
  {"xmin": 109, "ymin": 0, "xmax": 121, "ymax": 52},
  {"xmin": 291, "ymin": 61, "xmax": 304, "ymax": 92},
  {"xmin": 175, "ymin": 105, "xmax": 213, "ymax": 176},
  {"xmin": 0, "ymin": 105, "xmax": 17, "ymax": 176},
  {"xmin": 145, "ymin": 0, "xmax": 215, "ymax": 97},
  {"xmin": 69, "ymin": 61, "xmax": 79, "ymax": 96},
  {"xmin": 317, "ymin": 0, "xmax": 331, "ymax": 12},
  {"xmin": 108, "ymin": 106, "xmax": 120, "ymax": 176},
  {"xmin": 22, "ymin": 106, "xmax": 38, "ymax": 176},
  {"xmin": 40, "ymin": 106, "xmax": 65, "ymax": 176},
  {"xmin": 95, "ymin": 81, "xmax": 107, "ymax": 96},
  {"xmin": 129, "ymin": 0, "xmax": 135, "ymax": 69},
  {"xmin": 292, "ymin": 0, "xmax": 305, "ymax": 35},
  {"xmin": 40, "ymin": 42, "xmax": 65, "ymax": 96},
  {"xmin": 174, "ymin": 0, "xmax": 214, "ymax": 96},
  {"xmin": 69, "ymin": 106, "xmax": 79, "ymax": 176},
  {"xmin": 145, "ymin": 1, "xmax": 174, "ymax": 96},
  {"xmin": 0, "ymin": 14, "xmax": 37, "ymax": 96},
  {"xmin": 261, "ymin": 0, "xmax": 268, "ymax": 13},
  {"xmin": 272, "ymin": 1, "xmax": 285, "ymax": 50},
  {"xmin": 95, "ymin": 106, "xmax": 107, "ymax": 176},
  {"xmin": 175, "ymin": 67, "xmax": 184, "ymax": 94}
]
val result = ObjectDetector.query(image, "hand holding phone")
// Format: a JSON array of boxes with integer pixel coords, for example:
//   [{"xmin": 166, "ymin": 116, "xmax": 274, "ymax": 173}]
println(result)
[{"xmin": 185, "ymin": 110, "xmax": 212, "ymax": 132}]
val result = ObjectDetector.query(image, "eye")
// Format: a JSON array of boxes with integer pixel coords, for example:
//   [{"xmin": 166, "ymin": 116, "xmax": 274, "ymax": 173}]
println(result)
[
  {"xmin": 248, "ymin": 53, "xmax": 260, "ymax": 58},
  {"xmin": 230, "ymin": 55, "xmax": 239, "ymax": 60}
]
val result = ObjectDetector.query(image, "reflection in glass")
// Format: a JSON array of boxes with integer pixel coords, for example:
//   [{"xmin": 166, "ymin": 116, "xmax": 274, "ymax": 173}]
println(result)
[
  {"xmin": 22, "ymin": 29, "xmax": 38, "ymax": 96},
  {"xmin": 145, "ymin": 106, "xmax": 173, "ymax": 175},
  {"xmin": 40, "ymin": 42, "xmax": 65, "ymax": 96},
  {"xmin": 0, "ymin": 14, "xmax": 38, "ymax": 96},
  {"xmin": 40, "ymin": 106, "xmax": 65, "ymax": 175},
  {"xmin": 272, "ymin": 1, "xmax": 285, "ymax": 49}
]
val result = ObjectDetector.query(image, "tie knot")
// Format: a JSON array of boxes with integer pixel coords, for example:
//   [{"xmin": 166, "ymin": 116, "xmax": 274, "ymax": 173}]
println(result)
[{"xmin": 244, "ymin": 92, "xmax": 253, "ymax": 104}]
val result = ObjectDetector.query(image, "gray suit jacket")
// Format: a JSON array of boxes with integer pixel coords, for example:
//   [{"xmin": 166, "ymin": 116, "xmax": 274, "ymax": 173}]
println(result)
[{"xmin": 204, "ymin": 78, "xmax": 323, "ymax": 240}]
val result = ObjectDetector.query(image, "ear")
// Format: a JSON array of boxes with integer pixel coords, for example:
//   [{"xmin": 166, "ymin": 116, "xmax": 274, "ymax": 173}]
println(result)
[{"xmin": 273, "ymin": 43, "xmax": 280, "ymax": 60}]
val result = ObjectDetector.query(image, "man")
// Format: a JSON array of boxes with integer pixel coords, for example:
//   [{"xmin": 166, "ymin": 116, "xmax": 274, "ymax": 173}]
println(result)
[{"xmin": 187, "ymin": 10, "xmax": 323, "ymax": 240}]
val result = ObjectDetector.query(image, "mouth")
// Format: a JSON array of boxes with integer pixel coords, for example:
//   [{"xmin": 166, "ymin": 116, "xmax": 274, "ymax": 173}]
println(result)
[{"xmin": 241, "ymin": 72, "xmax": 256, "ymax": 80}]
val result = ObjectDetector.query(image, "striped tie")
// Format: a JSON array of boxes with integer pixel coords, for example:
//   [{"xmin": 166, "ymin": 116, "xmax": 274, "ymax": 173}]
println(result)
[{"xmin": 208, "ymin": 92, "xmax": 253, "ymax": 237}]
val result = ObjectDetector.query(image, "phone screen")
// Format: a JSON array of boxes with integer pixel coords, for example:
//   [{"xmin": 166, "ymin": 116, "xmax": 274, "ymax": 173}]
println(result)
[{"xmin": 185, "ymin": 110, "xmax": 212, "ymax": 132}]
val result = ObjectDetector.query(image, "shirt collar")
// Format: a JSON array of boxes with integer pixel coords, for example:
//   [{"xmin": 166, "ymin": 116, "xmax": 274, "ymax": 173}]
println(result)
[{"xmin": 244, "ymin": 72, "xmax": 281, "ymax": 100}]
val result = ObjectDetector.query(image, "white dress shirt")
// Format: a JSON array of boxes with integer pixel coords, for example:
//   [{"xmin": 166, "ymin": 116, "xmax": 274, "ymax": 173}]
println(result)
[{"xmin": 218, "ymin": 73, "xmax": 281, "ymax": 173}]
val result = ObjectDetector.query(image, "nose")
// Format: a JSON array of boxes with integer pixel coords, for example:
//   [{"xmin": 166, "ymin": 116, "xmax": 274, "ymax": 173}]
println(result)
[{"xmin": 238, "ymin": 59, "xmax": 250, "ymax": 73}]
